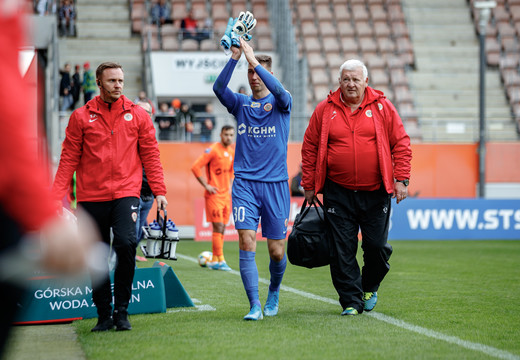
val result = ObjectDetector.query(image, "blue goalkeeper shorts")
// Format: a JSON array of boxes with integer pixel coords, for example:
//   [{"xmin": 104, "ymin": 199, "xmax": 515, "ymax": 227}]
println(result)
[{"xmin": 232, "ymin": 178, "xmax": 290, "ymax": 240}]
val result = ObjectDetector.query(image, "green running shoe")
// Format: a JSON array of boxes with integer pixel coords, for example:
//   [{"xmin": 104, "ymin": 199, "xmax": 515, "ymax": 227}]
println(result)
[
  {"xmin": 341, "ymin": 307, "xmax": 359, "ymax": 316},
  {"xmin": 363, "ymin": 291, "xmax": 378, "ymax": 311}
]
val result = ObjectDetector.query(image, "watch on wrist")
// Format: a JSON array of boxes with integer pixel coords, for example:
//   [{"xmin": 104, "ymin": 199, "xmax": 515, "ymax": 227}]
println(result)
[{"xmin": 397, "ymin": 179, "xmax": 409, "ymax": 186}]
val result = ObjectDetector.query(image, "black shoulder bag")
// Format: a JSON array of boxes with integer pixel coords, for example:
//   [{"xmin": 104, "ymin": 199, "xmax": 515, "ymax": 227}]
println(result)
[{"xmin": 287, "ymin": 198, "xmax": 331, "ymax": 268}]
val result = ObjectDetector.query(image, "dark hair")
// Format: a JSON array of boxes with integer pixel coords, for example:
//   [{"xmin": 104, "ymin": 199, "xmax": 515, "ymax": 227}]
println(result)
[
  {"xmin": 96, "ymin": 62, "xmax": 123, "ymax": 81},
  {"xmin": 255, "ymin": 55, "xmax": 272, "ymax": 70},
  {"xmin": 221, "ymin": 125, "xmax": 234, "ymax": 133}
]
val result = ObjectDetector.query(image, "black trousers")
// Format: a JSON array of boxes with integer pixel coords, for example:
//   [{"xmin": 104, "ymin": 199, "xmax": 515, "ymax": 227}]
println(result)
[
  {"xmin": 80, "ymin": 197, "xmax": 139, "ymax": 317},
  {"xmin": 323, "ymin": 179, "xmax": 393, "ymax": 313}
]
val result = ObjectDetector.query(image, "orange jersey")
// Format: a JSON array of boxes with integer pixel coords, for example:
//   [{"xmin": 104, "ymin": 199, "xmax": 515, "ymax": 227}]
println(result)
[{"xmin": 191, "ymin": 142, "xmax": 234, "ymax": 197}]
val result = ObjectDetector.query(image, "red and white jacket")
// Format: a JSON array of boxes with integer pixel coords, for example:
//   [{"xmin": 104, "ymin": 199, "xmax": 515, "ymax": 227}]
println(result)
[
  {"xmin": 301, "ymin": 86, "xmax": 412, "ymax": 195},
  {"xmin": 52, "ymin": 95, "xmax": 166, "ymax": 202}
]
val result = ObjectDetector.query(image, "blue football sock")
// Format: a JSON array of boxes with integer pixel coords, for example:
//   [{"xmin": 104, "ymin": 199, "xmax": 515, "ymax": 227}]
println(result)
[
  {"xmin": 239, "ymin": 249, "xmax": 261, "ymax": 308},
  {"xmin": 268, "ymin": 254, "xmax": 287, "ymax": 292}
]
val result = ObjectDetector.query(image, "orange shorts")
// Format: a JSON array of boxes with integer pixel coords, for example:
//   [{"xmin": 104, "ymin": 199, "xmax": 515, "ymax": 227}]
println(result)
[{"xmin": 205, "ymin": 194, "xmax": 231, "ymax": 223}]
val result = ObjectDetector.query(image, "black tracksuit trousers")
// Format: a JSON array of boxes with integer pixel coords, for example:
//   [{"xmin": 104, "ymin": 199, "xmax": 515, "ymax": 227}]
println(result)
[
  {"xmin": 80, "ymin": 197, "xmax": 140, "ymax": 317},
  {"xmin": 323, "ymin": 179, "xmax": 393, "ymax": 313}
]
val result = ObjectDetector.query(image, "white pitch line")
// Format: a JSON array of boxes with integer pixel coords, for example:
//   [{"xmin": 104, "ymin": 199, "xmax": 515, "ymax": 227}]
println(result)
[{"xmin": 176, "ymin": 253, "xmax": 519, "ymax": 360}]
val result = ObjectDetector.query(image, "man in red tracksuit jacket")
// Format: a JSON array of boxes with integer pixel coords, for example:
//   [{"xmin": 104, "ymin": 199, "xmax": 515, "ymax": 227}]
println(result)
[
  {"xmin": 301, "ymin": 59, "xmax": 412, "ymax": 316},
  {"xmin": 53, "ymin": 62, "xmax": 168, "ymax": 331}
]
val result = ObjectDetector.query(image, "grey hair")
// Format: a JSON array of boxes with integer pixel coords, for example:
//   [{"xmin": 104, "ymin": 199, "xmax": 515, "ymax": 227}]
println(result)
[{"xmin": 339, "ymin": 59, "xmax": 368, "ymax": 80}]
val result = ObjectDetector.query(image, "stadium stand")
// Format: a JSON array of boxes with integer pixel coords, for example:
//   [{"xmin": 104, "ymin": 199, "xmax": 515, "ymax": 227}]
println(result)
[
  {"xmin": 290, "ymin": 0, "xmax": 420, "ymax": 139},
  {"xmin": 468, "ymin": 0, "xmax": 520, "ymax": 134},
  {"xmin": 129, "ymin": 0, "xmax": 520, "ymax": 141}
]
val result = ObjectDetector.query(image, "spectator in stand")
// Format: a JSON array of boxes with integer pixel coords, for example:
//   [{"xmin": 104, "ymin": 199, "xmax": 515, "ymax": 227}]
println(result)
[
  {"xmin": 71, "ymin": 64, "xmax": 81, "ymax": 110},
  {"xmin": 180, "ymin": 9, "xmax": 209, "ymax": 44},
  {"xmin": 58, "ymin": 0, "xmax": 75, "ymax": 37},
  {"xmin": 238, "ymin": 85, "xmax": 248, "ymax": 95},
  {"xmin": 59, "ymin": 63, "xmax": 73, "ymax": 111},
  {"xmin": 177, "ymin": 102, "xmax": 196, "ymax": 142},
  {"xmin": 82, "ymin": 62, "xmax": 97, "ymax": 103},
  {"xmin": 134, "ymin": 90, "xmax": 155, "ymax": 115},
  {"xmin": 290, "ymin": 163, "xmax": 305, "ymax": 197},
  {"xmin": 199, "ymin": 103, "xmax": 216, "ymax": 142},
  {"xmin": 36, "ymin": 0, "xmax": 57, "ymax": 16},
  {"xmin": 200, "ymin": 15, "xmax": 213, "ymax": 41},
  {"xmin": 155, "ymin": 102, "xmax": 174, "ymax": 141},
  {"xmin": 171, "ymin": 98, "xmax": 181, "ymax": 114},
  {"xmin": 151, "ymin": 0, "xmax": 172, "ymax": 27}
]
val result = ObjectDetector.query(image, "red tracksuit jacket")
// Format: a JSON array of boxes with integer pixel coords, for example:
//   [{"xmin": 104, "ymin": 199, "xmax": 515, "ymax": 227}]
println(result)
[
  {"xmin": 301, "ymin": 87, "xmax": 412, "ymax": 195},
  {"xmin": 52, "ymin": 95, "xmax": 166, "ymax": 202}
]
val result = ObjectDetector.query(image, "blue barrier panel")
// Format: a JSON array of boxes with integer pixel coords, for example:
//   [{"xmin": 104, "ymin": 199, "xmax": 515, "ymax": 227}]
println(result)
[{"xmin": 389, "ymin": 199, "xmax": 520, "ymax": 240}]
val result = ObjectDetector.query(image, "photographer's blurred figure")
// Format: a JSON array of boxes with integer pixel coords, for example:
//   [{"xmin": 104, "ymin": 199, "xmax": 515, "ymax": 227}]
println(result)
[{"xmin": 0, "ymin": 4, "xmax": 98, "ymax": 356}]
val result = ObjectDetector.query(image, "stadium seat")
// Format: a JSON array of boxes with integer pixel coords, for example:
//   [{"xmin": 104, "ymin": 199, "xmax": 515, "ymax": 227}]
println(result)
[
  {"xmin": 303, "ymin": 36, "xmax": 322, "ymax": 54},
  {"xmin": 366, "ymin": 57, "xmax": 387, "ymax": 71},
  {"xmin": 131, "ymin": 2, "xmax": 145, "ymax": 21},
  {"xmin": 370, "ymin": 69, "xmax": 390, "ymax": 87},
  {"xmin": 316, "ymin": 4, "xmax": 333, "ymax": 22},
  {"xmin": 394, "ymin": 85, "xmax": 414, "ymax": 105},
  {"xmin": 352, "ymin": 5, "xmax": 370, "ymax": 22},
  {"xmin": 142, "ymin": 36, "xmax": 160, "ymax": 51},
  {"xmin": 161, "ymin": 35, "xmax": 179, "ymax": 50},
  {"xmin": 181, "ymin": 39, "xmax": 199, "ymax": 51},
  {"xmin": 333, "ymin": 3, "xmax": 351, "ymax": 22},
  {"xmin": 359, "ymin": 37, "xmax": 378, "ymax": 55},
  {"xmin": 370, "ymin": 6, "xmax": 388, "ymax": 24},
  {"xmin": 322, "ymin": 37, "xmax": 340, "ymax": 54},
  {"xmin": 374, "ymin": 22, "xmax": 391, "ymax": 38},
  {"xmin": 301, "ymin": 21, "xmax": 318, "ymax": 37},
  {"xmin": 314, "ymin": 85, "xmax": 331, "ymax": 103},
  {"xmin": 231, "ymin": 1, "xmax": 249, "ymax": 15},
  {"xmin": 307, "ymin": 51, "xmax": 325, "ymax": 70},
  {"xmin": 257, "ymin": 37, "xmax": 274, "ymax": 51},
  {"xmin": 311, "ymin": 68, "xmax": 330, "ymax": 86},
  {"xmin": 319, "ymin": 22, "xmax": 337, "ymax": 38},
  {"xmin": 340, "ymin": 37, "xmax": 360, "ymax": 54},
  {"xmin": 172, "ymin": 2, "xmax": 187, "ymax": 23},
  {"xmin": 390, "ymin": 68, "xmax": 409, "ymax": 87},
  {"xmin": 326, "ymin": 53, "xmax": 345, "ymax": 70},
  {"xmin": 355, "ymin": 21, "xmax": 375, "ymax": 38},
  {"xmin": 298, "ymin": 4, "xmax": 314, "ymax": 22},
  {"xmin": 200, "ymin": 39, "xmax": 218, "ymax": 51},
  {"xmin": 337, "ymin": 20, "xmax": 355, "ymax": 38},
  {"xmin": 377, "ymin": 37, "xmax": 396, "ymax": 56}
]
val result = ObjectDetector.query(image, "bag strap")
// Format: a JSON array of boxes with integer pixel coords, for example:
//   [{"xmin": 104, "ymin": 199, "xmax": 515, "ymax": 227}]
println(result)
[{"xmin": 295, "ymin": 197, "xmax": 327, "ymax": 225}]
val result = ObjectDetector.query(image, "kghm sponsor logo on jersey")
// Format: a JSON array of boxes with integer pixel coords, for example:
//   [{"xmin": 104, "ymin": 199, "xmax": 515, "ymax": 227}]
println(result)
[{"xmin": 237, "ymin": 123, "xmax": 276, "ymax": 138}]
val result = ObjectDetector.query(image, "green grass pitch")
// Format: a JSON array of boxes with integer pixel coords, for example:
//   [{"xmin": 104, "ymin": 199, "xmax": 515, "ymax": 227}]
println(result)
[{"xmin": 71, "ymin": 240, "xmax": 520, "ymax": 360}]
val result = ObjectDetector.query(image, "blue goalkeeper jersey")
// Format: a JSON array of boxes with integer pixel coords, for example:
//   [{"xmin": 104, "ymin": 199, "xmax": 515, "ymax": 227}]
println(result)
[{"xmin": 213, "ymin": 58, "xmax": 292, "ymax": 182}]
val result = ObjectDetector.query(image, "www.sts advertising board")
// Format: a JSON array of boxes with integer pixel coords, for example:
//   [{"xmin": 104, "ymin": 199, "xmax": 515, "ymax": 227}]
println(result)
[
  {"xmin": 388, "ymin": 199, "xmax": 520, "ymax": 240},
  {"xmin": 194, "ymin": 198, "xmax": 520, "ymax": 241}
]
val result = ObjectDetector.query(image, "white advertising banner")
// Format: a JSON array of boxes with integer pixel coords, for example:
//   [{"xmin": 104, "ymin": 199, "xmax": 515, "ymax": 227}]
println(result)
[{"xmin": 151, "ymin": 51, "xmax": 252, "ymax": 97}]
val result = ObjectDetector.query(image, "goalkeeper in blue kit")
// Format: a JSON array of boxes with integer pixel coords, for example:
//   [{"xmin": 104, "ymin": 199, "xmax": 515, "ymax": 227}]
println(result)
[{"xmin": 213, "ymin": 37, "xmax": 292, "ymax": 320}]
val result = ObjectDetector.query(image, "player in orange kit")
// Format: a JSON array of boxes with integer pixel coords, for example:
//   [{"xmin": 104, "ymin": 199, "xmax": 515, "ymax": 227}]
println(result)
[{"xmin": 191, "ymin": 125, "xmax": 235, "ymax": 270}]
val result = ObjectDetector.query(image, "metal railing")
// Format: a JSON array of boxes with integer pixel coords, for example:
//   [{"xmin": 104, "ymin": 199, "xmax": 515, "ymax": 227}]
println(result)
[{"xmin": 267, "ymin": 0, "xmax": 308, "ymax": 141}]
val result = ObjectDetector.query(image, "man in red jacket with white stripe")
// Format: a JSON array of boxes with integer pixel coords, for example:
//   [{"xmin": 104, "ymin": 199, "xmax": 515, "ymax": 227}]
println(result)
[
  {"xmin": 53, "ymin": 62, "xmax": 168, "ymax": 331},
  {"xmin": 301, "ymin": 59, "xmax": 412, "ymax": 316}
]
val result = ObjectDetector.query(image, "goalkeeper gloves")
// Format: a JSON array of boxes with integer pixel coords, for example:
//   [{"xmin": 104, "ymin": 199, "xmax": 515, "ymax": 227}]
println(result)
[
  {"xmin": 220, "ymin": 17, "xmax": 236, "ymax": 51},
  {"xmin": 220, "ymin": 12, "xmax": 257, "ymax": 53},
  {"xmin": 233, "ymin": 11, "xmax": 257, "ymax": 38}
]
